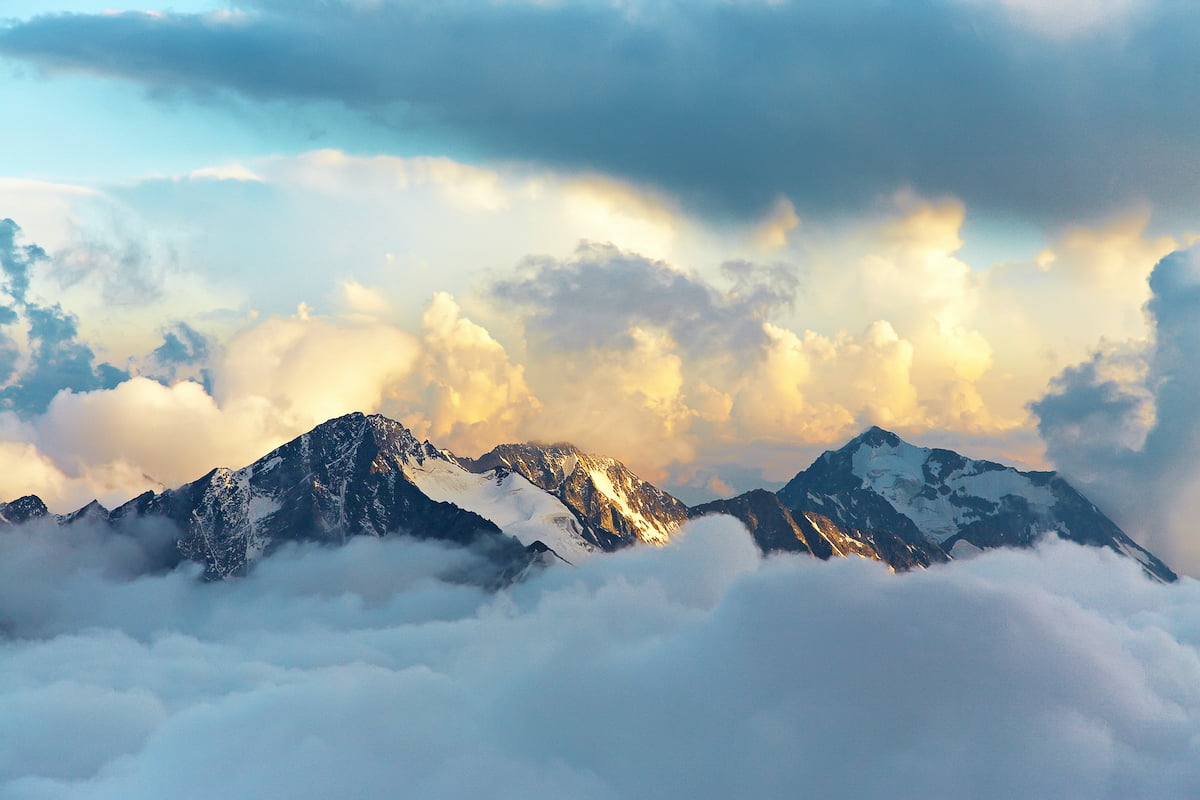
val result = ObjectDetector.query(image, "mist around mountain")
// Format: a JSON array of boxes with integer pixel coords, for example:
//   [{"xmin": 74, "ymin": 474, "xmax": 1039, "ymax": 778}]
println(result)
[
  {"xmin": 0, "ymin": 411, "xmax": 1176, "ymax": 583},
  {"xmin": 4, "ymin": 413, "xmax": 1200, "ymax": 798},
  {"xmin": 4, "ymin": 508, "xmax": 1200, "ymax": 798}
]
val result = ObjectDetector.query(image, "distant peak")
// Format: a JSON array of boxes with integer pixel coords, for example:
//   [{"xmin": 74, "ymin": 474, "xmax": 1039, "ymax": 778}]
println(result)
[
  {"xmin": 460, "ymin": 441, "xmax": 584, "ymax": 477},
  {"xmin": 848, "ymin": 425, "xmax": 904, "ymax": 449},
  {"xmin": 504, "ymin": 441, "xmax": 582, "ymax": 456},
  {"xmin": 0, "ymin": 494, "xmax": 49, "ymax": 523}
]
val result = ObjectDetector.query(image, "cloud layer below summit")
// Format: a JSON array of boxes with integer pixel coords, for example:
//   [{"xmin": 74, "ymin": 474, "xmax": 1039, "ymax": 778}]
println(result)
[{"xmin": 4, "ymin": 519, "xmax": 1200, "ymax": 799}]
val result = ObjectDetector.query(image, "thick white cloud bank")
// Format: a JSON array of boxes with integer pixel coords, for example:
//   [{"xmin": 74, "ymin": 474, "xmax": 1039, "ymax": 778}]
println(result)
[{"xmin": 3, "ymin": 517, "xmax": 1200, "ymax": 799}]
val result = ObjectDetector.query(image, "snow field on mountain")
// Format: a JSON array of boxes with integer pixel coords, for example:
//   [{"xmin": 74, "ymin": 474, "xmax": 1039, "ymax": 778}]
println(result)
[
  {"xmin": 851, "ymin": 438, "xmax": 1057, "ymax": 543},
  {"xmin": 4, "ymin": 516, "xmax": 1200, "ymax": 799},
  {"xmin": 403, "ymin": 458, "xmax": 597, "ymax": 563}
]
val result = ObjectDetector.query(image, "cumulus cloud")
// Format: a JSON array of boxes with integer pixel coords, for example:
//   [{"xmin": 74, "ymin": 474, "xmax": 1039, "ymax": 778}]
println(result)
[
  {"xmin": 485, "ymin": 244, "xmax": 808, "ymax": 474},
  {"xmin": 0, "ymin": 182, "xmax": 1174, "ymax": 516},
  {"xmin": 3, "ymin": 517, "xmax": 1200, "ymax": 798},
  {"xmin": 402, "ymin": 292, "xmax": 542, "ymax": 455},
  {"xmin": 0, "ymin": 300, "xmax": 428, "ymax": 510},
  {"xmin": 213, "ymin": 308, "xmax": 421, "ymax": 433},
  {"xmin": 1034, "ymin": 243, "xmax": 1200, "ymax": 574},
  {"xmin": 2, "ymin": 1, "xmax": 1199, "ymax": 225}
]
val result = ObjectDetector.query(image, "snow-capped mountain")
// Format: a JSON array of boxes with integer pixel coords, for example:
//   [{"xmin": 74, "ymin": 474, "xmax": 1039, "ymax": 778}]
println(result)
[
  {"xmin": 0, "ymin": 415, "xmax": 1177, "ymax": 582},
  {"xmin": 458, "ymin": 443, "xmax": 690, "ymax": 551},
  {"xmin": 106, "ymin": 413, "xmax": 528, "ymax": 578},
  {"xmin": 776, "ymin": 426, "xmax": 1176, "ymax": 581},
  {"xmin": 3, "ymin": 414, "xmax": 684, "ymax": 579}
]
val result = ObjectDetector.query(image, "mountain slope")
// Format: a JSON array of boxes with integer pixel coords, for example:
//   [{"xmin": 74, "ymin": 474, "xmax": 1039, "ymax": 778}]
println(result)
[
  {"xmin": 778, "ymin": 426, "xmax": 1176, "ymax": 581},
  {"xmin": 1, "ymin": 415, "xmax": 1175, "ymax": 583},
  {"xmin": 0, "ymin": 495, "xmax": 50, "ymax": 525},
  {"xmin": 107, "ymin": 413, "xmax": 519, "ymax": 578},
  {"xmin": 689, "ymin": 488, "xmax": 948, "ymax": 570},
  {"xmin": 459, "ymin": 443, "xmax": 690, "ymax": 550}
]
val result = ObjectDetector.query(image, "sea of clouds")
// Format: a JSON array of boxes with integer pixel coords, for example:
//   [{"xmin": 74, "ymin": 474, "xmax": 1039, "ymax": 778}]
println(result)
[{"xmin": 4, "ymin": 516, "xmax": 1200, "ymax": 799}]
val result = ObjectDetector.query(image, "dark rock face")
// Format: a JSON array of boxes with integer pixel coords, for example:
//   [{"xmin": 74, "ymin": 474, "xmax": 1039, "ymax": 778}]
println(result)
[
  {"xmin": 690, "ymin": 488, "xmax": 948, "ymax": 570},
  {"xmin": 0, "ymin": 415, "xmax": 1176, "ymax": 583},
  {"xmin": 71, "ymin": 413, "xmax": 521, "ymax": 579},
  {"xmin": 691, "ymin": 489, "xmax": 836, "ymax": 559},
  {"xmin": 0, "ymin": 494, "xmax": 49, "ymax": 525},
  {"xmin": 461, "ymin": 442, "xmax": 690, "ymax": 550}
]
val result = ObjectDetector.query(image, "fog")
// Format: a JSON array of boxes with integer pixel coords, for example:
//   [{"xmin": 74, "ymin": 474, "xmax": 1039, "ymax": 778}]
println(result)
[{"xmin": 3, "ymin": 517, "xmax": 1200, "ymax": 799}]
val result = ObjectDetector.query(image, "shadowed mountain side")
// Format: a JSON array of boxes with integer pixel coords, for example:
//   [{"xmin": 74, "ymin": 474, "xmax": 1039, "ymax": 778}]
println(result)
[
  {"xmin": 690, "ymin": 489, "xmax": 948, "ymax": 570},
  {"xmin": 98, "ymin": 413, "xmax": 523, "ymax": 579}
]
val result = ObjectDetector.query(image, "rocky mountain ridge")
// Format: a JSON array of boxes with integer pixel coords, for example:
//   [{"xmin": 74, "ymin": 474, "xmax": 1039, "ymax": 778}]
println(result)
[
  {"xmin": 0, "ymin": 415, "xmax": 1176, "ymax": 582},
  {"xmin": 458, "ymin": 442, "xmax": 690, "ymax": 551},
  {"xmin": 774, "ymin": 426, "xmax": 1175, "ymax": 581}
]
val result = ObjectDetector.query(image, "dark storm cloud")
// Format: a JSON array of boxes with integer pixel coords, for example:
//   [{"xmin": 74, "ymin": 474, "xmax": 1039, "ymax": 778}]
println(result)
[
  {"xmin": 1033, "ymin": 244, "xmax": 1200, "ymax": 573},
  {"xmin": 3, "ymin": 2, "xmax": 1199, "ymax": 222},
  {"xmin": 491, "ymin": 243, "xmax": 797, "ymax": 353},
  {"xmin": 0, "ymin": 220, "xmax": 129, "ymax": 415}
]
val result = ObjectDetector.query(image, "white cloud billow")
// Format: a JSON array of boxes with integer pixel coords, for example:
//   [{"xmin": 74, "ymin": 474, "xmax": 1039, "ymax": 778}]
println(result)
[{"xmin": 3, "ymin": 517, "xmax": 1200, "ymax": 799}]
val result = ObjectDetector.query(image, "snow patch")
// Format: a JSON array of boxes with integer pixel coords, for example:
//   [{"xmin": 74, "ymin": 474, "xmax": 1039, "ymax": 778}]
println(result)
[
  {"xmin": 586, "ymin": 467, "xmax": 671, "ymax": 545},
  {"xmin": 405, "ymin": 458, "xmax": 597, "ymax": 563},
  {"xmin": 850, "ymin": 439, "xmax": 1058, "ymax": 544}
]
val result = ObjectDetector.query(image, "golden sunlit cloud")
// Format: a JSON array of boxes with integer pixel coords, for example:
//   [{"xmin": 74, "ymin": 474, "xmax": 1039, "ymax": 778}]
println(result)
[{"xmin": 0, "ymin": 151, "xmax": 1182, "ymax": 507}]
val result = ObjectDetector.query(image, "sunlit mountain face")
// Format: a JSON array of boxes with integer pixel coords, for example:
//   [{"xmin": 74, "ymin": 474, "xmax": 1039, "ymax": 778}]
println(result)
[
  {"xmin": 4, "ymin": 0, "xmax": 1200, "ymax": 796},
  {"xmin": 2, "ymin": 413, "xmax": 1173, "ymax": 581}
]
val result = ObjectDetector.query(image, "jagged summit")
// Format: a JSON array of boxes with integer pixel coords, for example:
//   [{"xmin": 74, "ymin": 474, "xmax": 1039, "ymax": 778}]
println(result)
[
  {"xmin": 100, "ymin": 411, "xmax": 516, "ymax": 579},
  {"xmin": 460, "ymin": 441, "xmax": 586, "ymax": 491},
  {"xmin": 0, "ymin": 414, "xmax": 1178, "ymax": 583},
  {"xmin": 780, "ymin": 425, "xmax": 1176, "ymax": 582},
  {"xmin": 847, "ymin": 425, "xmax": 904, "ymax": 450},
  {"xmin": 61, "ymin": 499, "xmax": 110, "ymax": 526},
  {"xmin": 0, "ymin": 494, "xmax": 49, "ymax": 525},
  {"xmin": 303, "ymin": 411, "xmax": 441, "ymax": 471},
  {"xmin": 461, "ymin": 441, "xmax": 689, "ymax": 550}
]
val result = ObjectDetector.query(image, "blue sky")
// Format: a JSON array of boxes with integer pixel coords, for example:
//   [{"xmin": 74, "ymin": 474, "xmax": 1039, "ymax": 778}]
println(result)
[{"xmin": 2, "ymin": 0, "xmax": 1200, "ymax": 570}]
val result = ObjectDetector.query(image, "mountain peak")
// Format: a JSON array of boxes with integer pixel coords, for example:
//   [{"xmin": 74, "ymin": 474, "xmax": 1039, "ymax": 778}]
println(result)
[
  {"xmin": 0, "ymin": 494, "xmax": 49, "ymax": 525},
  {"xmin": 780, "ymin": 429, "xmax": 1176, "ymax": 581},
  {"xmin": 459, "ymin": 440, "xmax": 688, "ymax": 549},
  {"xmin": 847, "ymin": 425, "xmax": 905, "ymax": 450}
]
